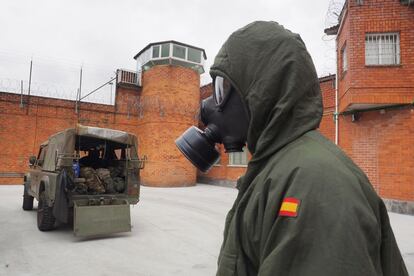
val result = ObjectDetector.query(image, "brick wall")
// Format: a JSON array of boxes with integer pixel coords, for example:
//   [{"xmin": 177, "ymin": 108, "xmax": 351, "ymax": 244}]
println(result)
[
  {"xmin": 199, "ymin": 144, "xmax": 252, "ymax": 186},
  {"xmin": 334, "ymin": 0, "xmax": 414, "ymax": 203},
  {"xmin": 337, "ymin": 0, "xmax": 414, "ymax": 112},
  {"xmin": 339, "ymin": 107, "xmax": 414, "ymax": 201},
  {"xmin": 318, "ymin": 75, "xmax": 336, "ymax": 142},
  {"xmin": 139, "ymin": 65, "xmax": 200, "ymax": 187},
  {"xmin": 0, "ymin": 65, "xmax": 200, "ymax": 187},
  {"xmin": 0, "ymin": 92, "xmax": 118, "ymax": 184},
  {"xmin": 336, "ymin": 3, "xmax": 351, "ymax": 112}
]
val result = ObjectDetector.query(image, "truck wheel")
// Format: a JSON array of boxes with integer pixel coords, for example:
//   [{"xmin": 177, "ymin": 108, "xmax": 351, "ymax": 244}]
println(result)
[
  {"xmin": 37, "ymin": 191, "xmax": 56, "ymax": 231},
  {"xmin": 22, "ymin": 184, "xmax": 34, "ymax": 211}
]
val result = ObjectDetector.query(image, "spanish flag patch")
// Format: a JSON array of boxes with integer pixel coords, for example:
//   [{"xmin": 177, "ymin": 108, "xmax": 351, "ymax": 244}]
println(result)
[{"xmin": 279, "ymin": 197, "xmax": 300, "ymax": 217}]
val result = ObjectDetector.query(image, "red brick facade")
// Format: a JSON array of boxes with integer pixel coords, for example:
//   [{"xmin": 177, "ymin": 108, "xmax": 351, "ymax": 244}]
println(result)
[
  {"xmin": 333, "ymin": 0, "xmax": 414, "ymax": 204},
  {"xmin": 138, "ymin": 66, "xmax": 200, "ymax": 187},
  {"xmin": 0, "ymin": 65, "xmax": 199, "ymax": 187},
  {"xmin": 0, "ymin": 92, "xmax": 115, "ymax": 184},
  {"xmin": 336, "ymin": 0, "xmax": 414, "ymax": 112},
  {"xmin": 318, "ymin": 75, "xmax": 336, "ymax": 142},
  {"xmin": 339, "ymin": 108, "xmax": 414, "ymax": 201}
]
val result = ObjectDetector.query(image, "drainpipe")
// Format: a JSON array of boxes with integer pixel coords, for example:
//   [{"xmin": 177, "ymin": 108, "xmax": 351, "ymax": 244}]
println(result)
[
  {"xmin": 335, "ymin": 40, "xmax": 339, "ymax": 145},
  {"xmin": 333, "ymin": 2, "xmax": 348, "ymax": 145}
]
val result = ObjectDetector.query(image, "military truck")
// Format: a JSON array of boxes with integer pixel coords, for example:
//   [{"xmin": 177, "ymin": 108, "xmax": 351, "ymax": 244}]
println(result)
[{"xmin": 22, "ymin": 125, "xmax": 144, "ymax": 237}]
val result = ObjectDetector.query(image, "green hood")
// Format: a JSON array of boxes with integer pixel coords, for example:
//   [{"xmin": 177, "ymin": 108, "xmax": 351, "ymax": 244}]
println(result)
[
  {"xmin": 213, "ymin": 22, "xmax": 407, "ymax": 276},
  {"xmin": 210, "ymin": 21, "xmax": 322, "ymax": 187}
]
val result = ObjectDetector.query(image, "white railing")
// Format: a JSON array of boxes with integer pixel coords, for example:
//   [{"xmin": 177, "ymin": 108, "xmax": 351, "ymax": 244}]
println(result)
[{"xmin": 117, "ymin": 69, "xmax": 141, "ymax": 86}]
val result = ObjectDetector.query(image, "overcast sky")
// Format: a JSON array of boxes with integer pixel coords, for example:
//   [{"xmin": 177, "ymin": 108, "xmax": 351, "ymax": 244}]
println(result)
[{"xmin": 0, "ymin": 0, "xmax": 342, "ymax": 104}]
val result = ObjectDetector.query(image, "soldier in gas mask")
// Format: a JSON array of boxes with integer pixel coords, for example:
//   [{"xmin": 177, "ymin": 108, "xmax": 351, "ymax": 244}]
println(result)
[{"xmin": 176, "ymin": 21, "xmax": 407, "ymax": 276}]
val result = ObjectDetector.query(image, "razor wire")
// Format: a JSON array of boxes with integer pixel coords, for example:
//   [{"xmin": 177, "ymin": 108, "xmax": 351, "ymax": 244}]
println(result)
[
  {"xmin": 325, "ymin": 0, "xmax": 346, "ymax": 30},
  {"xmin": 0, "ymin": 52, "xmax": 201, "ymax": 111},
  {"xmin": 0, "ymin": 52, "xmax": 119, "ymax": 105},
  {"xmin": 0, "ymin": 76, "xmax": 201, "ymax": 119},
  {"xmin": 0, "ymin": 77, "xmax": 114, "ymax": 105},
  {"xmin": 318, "ymin": 0, "xmax": 346, "ymax": 77}
]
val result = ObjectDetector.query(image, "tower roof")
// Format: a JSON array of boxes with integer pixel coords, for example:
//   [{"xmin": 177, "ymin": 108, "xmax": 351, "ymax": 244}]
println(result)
[{"xmin": 134, "ymin": 40, "xmax": 207, "ymax": 60}]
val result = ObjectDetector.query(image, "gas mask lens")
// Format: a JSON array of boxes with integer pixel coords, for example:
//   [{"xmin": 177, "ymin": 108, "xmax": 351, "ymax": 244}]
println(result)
[{"xmin": 214, "ymin": 76, "xmax": 232, "ymax": 106}]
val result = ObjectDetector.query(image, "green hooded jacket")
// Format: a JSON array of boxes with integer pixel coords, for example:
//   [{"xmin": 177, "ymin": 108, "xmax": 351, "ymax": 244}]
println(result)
[{"xmin": 210, "ymin": 21, "xmax": 408, "ymax": 276}]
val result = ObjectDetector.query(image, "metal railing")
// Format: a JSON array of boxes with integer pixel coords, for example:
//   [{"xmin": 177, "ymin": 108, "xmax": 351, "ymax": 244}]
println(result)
[{"xmin": 116, "ymin": 69, "xmax": 141, "ymax": 86}]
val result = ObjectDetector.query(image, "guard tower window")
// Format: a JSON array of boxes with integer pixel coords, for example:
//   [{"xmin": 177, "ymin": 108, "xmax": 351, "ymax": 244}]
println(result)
[
  {"xmin": 161, "ymin": 43, "xmax": 170, "ymax": 57},
  {"xmin": 365, "ymin": 33, "xmax": 400, "ymax": 65},
  {"xmin": 188, "ymin": 48, "xmax": 201, "ymax": 63},
  {"xmin": 152, "ymin": 45, "xmax": 160, "ymax": 58},
  {"xmin": 173, "ymin": 44, "xmax": 186, "ymax": 59},
  {"xmin": 135, "ymin": 41, "xmax": 206, "ymax": 74}
]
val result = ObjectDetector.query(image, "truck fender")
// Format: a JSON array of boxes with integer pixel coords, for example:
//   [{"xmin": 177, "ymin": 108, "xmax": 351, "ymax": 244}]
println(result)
[{"xmin": 38, "ymin": 176, "xmax": 53, "ymax": 207}]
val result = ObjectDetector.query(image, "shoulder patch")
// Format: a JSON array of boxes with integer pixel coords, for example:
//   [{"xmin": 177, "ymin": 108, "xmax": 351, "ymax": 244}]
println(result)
[{"xmin": 279, "ymin": 197, "xmax": 300, "ymax": 217}]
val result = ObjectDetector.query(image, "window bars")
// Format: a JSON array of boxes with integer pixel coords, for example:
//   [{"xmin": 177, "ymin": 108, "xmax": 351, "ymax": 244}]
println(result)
[
  {"xmin": 229, "ymin": 147, "xmax": 248, "ymax": 166},
  {"xmin": 365, "ymin": 33, "xmax": 400, "ymax": 65}
]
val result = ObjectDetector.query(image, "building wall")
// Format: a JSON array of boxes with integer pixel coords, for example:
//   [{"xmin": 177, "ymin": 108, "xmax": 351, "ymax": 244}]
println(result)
[
  {"xmin": 0, "ymin": 92, "xmax": 119, "ymax": 184},
  {"xmin": 198, "ymin": 144, "xmax": 249, "ymax": 186},
  {"xmin": 334, "ymin": 0, "xmax": 414, "ymax": 205},
  {"xmin": 0, "ymin": 65, "xmax": 200, "ymax": 187},
  {"xmin": 337, "ymin": 0, "xmax": 414, "ymax": 112},
  {"xmin": 319, "ymin": 76, "xmax": 336, "ymax": 142},
  {"xmin": 337, "ymin": 4, "xmax": 352, "ymax": 111},
  {"xmin": 138, "ymin": 65, "xmax": 200, "ymax": 187},
  {"xmin": 339, "ymin": 107, "xmax": 414, "ymax": 202}
]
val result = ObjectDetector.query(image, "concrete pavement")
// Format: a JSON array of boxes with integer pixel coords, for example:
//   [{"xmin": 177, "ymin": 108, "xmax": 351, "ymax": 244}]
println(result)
[{"xmin": 0, "ymin": 184, "xmax": 413, "ymax": 275}]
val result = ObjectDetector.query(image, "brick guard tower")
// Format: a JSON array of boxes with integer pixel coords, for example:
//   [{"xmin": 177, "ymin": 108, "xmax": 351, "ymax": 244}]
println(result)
[{"xmin": 133, "ymin": 41, "xmax": 206, "ymax": 187}]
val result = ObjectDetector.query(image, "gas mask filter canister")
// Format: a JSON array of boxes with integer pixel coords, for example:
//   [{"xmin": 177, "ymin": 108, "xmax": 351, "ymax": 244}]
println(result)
[{"xmin": 175, "ymin": 76, "xmax": 249, "ymax": 172}]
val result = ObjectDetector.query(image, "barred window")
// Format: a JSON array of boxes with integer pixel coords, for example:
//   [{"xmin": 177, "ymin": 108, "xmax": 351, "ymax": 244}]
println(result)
[
  {"xmin": 365, "ymin": 33, "xmax": 400, "ymax": 65},
  {"xmin": 229, "ymin": 147, "xmax": 248, "ymax": 166}
]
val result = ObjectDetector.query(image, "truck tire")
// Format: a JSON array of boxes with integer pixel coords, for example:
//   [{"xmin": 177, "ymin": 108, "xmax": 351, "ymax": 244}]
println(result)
[
  {"xmin": 22, "ymin": 184, "xmax": 34, "ymax": 211},
  {"xmin": 37, "ymin": 191, "xmax": 56, "ymax": 231}
]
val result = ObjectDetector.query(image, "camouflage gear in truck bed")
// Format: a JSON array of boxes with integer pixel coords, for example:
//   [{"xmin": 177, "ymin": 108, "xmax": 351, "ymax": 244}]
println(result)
[{"xmin": 80, "ymin": 167, "xmax": 105, "ymax": 194}]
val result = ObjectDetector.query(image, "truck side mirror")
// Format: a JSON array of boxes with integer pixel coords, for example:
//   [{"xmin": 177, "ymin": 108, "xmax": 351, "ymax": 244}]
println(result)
[
  {"xmin": 29, "ymin": 156, "xmax": 37, "ymax": 166},
  {"xmin": 138, "ymin": 155, "xmax": 147, "ymax": 169}
]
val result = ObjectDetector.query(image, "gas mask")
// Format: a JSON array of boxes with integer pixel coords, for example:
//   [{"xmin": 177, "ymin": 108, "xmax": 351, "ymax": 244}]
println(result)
[{"xmin": 175, "ymin": 76, "xmax": 249, "ymax": 172}]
